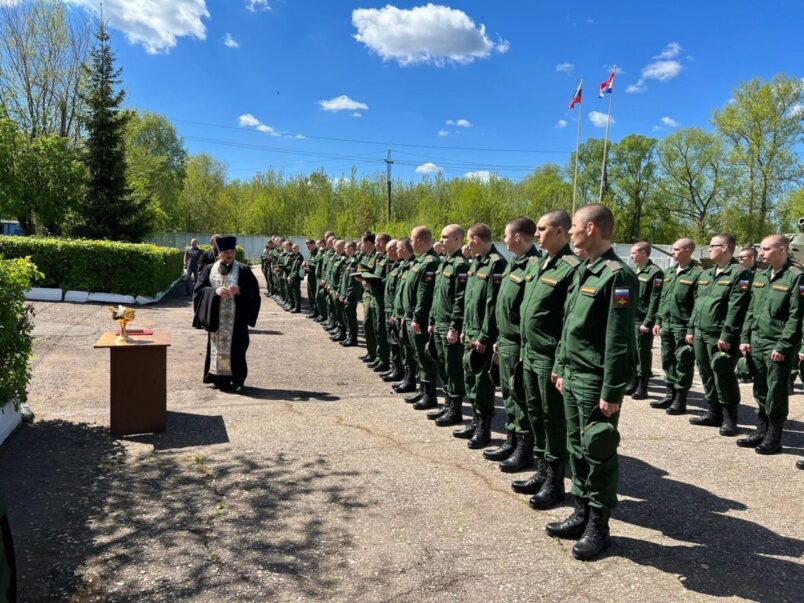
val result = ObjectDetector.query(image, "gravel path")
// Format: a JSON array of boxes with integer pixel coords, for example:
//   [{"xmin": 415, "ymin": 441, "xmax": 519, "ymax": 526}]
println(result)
[{"xmin": 1, "ymin": 272, "xmax": 802, "ymax": 602}]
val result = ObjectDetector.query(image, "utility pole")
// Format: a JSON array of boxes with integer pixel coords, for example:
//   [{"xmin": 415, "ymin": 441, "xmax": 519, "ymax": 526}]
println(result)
[{"xmin": 384, "ymin": 150, "xmax": 393, "ymax": 222}]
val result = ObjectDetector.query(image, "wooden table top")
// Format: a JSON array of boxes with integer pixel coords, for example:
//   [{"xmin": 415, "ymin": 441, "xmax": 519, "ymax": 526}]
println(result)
[{"xmin": 94, "ymin": 331, "xmax": 172, "ymax": 349}]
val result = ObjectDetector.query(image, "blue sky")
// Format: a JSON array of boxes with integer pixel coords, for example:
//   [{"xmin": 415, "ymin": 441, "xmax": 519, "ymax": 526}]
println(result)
[{"xmin": 58, "ymin": 0, "xmax": 804, "ymax": 182}]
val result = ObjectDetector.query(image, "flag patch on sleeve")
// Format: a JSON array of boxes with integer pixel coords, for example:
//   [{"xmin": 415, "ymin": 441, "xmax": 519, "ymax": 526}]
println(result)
[
  {"xmin": 614, "ymin": 288, "xmax": 631, "ymax": 307},
  {"xmin": 457, "ymin": 273, "xmax": 468, "ymax": 283},
  {"xmin": 739, "ymin": 280, "xmax": 750, "ymax": 291},
  {"xmin": 654, "ymin": 277, "xmax": 663, "ymax": 287},
  {"xmin": 799, "ymin": 284, "xmax": 804, "ymax": 297}
]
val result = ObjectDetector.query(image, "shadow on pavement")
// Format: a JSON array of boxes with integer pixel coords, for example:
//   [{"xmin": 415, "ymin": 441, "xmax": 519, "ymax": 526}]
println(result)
[
  {"xmin": 246, "ymin": 388, "xmax": 340, "ymax": 402},
  {"xmin": 615, "ymin": 455, "xmax": 804, "ymax": 602},
  {"xmin": 122, "ymin": 411, "xmax": 229, "ymax": 450}
]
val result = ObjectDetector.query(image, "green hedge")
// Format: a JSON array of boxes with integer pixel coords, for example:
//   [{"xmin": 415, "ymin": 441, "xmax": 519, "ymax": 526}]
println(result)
[
  {"xmin": 0, "ymin": 256, "xmax": 41, "ymax": 407},
  {"xmin": 0, "ymin": 236, "xmax": 183, "ymax": 297}
]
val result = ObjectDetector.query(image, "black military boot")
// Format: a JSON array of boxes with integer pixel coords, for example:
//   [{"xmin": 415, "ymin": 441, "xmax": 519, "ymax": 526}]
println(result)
[
  {"xmin": 737, "ymin": 416, "xmax": 768, "ymax": 448},
  {"xmin": 330, "ymin": 329, "xmax": 346, "ymax": 342},
  {"xmin": 482, "ymin": 429, "xmax": 516, "ymax": 461},
  {"xmin": 426, "ymin": 403, "xmax": 448, "ymax": 420},
  {"xmin": 719, "ymin": 404, "xmax": 739, "ymax": 437},
  {"xmin": 382, "ymin": 363, "xmax": 405, "ymax": 383},
  {"xmin": 546, "ymin": 498, "xmax": 589, "ymax": 539},
  {"xmin": 413, "ymin": 381, "xmax": 438, "ymax": 410},
  {"xmin": 755, "ymin": 418, "xmax": 784, "ymax": 455},
  {"xmin": 796, "ymin": 459, "xmax": 804, "ymax": 470},
  {"xmin": 435, "ymin": 396, "xmax": 464, "ymax": 426},
  {"xmin": 467, "ymin": 414, "xmax": 493, "ymax": 449},
  {"xmin": 511, "ymin": 456, "xmax": 547, "ymax": 494},
  {"xmin": 392, "ymin": 367, "xmax": 416, "ymax": 393},
  {"xmin": 572, "ymin": 508, "xmax": 611, "ymax": 561},
  {"xmin": 666, "ymin": 389, "xmax": 687, "ymax": 415},
  {"xmin": 689, "ymin": 399, "xmax": 722, "ymax": 426},
  {"xmin": 650, "ymin": 385, "xmax": 675, "ymax": 409},
  {"xmin": 340, "ymin": 335, "xmax": 358, "ymax": 347},
  {"xmin": 404, "ymin": 380, "xmax": 423, "ymax": 403},
  {"xmin": 631, "ymin": 376, "xmax": 650, "ymax": 400},
  {"xmin": 453, "ymin": 412, "xmax": 478, "ymax": 439},
  {"xmin": 623, "ymin": 377, "xmax": 638, "ymax": 396},
  {"xmin": 500, "ymin": 432, "xmax": 535, "ymax": 473},
  {"xmin": 529, "ymin": 461, "xmax": 566, "ymax": 510},
  {"xmin": 373, "ymin": 362, "xmax": 390, "ymax": 373}
]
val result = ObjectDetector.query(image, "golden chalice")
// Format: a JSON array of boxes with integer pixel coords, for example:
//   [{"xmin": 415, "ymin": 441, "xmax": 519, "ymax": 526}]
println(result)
[{"xmin": 108, "ymin": 305, "xmax": 136, "ymax": 344}]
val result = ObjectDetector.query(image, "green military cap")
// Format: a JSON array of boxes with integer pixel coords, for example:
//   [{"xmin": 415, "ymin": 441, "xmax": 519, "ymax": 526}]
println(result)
[
  {"xmin": 467, "ymin": 346, "xmax": 493, "ymax": 376},
  {"xmin": 510, "ymin": 359, "xmax": 525, "ymax": 403},
  {"xmin": 675, "ymin": 342, "xmax": 695, "ymax": 365},
  {"xmin": 710, "ymin": 350, "xmax": 733, "ymax": 375},
  {"xmin": 581, "ymin": 407, "xmax": 620, "ymax": 461},
  {"xmin": 489, "ymin": 351, "xmax": 501, "ymax": 386},
  {"xmin": 424, "ymin": 331, "xmax": 438, "ymax": 362}
]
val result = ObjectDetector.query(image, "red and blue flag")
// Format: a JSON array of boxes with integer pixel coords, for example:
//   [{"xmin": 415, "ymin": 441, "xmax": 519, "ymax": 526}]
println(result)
[
  {"xmin": 569, "ymin": 80, "xmax": 583, "ymax": 109},
  {"xmin": 599, "ymin": 70, "xmax": 616, "ymax": 98}
]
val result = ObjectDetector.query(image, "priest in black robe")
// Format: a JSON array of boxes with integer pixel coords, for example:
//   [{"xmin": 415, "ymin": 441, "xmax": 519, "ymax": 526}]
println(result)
[{"xmin": 193, "ymin": 236, "xmax": 261, "ymax": 392}]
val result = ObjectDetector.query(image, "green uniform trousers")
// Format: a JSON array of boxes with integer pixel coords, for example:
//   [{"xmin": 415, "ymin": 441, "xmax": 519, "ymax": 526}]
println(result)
[
  {"xmin": 750, "ymin": 339, "xmax": 792, "ymax": 420},
  {"xmin": 398, "ymin": 321, "xmax": 417, "ymax": 372},
  {"xmin": 498, "ymin": 338, "xmax": 524, "ymax": 433},
  {"xmin": 344, "ymin": 302, "xmax": 358, "ymax": 339},
  {"xmin": 433, "ymin": 323, "xmax": 465, "ymax": 397},
  {"xmin": 363, "ymin": 292, "xmax": 378, "ymax": 359},
  {"xmin": 564, "ymin": 368, "xmax": 619, "ymax": 510},
  {"xmin": 386, "ymin": 313, "xmax": 402, "ymax": 368},
  {"xmin": 660, "ymin": 325, "xmax": 695, "ymax": 391},
  {"xmin": 306, "ymin": 275, "xmax": 317, "ymax": 314},
  {"xmin": 635, "ymin": 324, "xmax": 654, "ymax": 378},
  {"xmin": 521, "ymin": 349, "xmax": 567, "ymax": 463},
  {"xmin": 373, "ymin": 296, "xmax": 390, "ymax": 364},
  {"xmin": 316, "ymin": 285, "xmax": 329, "ymax": 320},
  {"xmin": 289, "ymin": 279, "xmax": 302, "ymax": 309},
  {"xmin": 693, "ymin": 331, "xmax": 740, "ymax": 406},
  {"xmin": 463, "ymin": 345, "xmax": 496, "ymax": 418},
  {"xmin": 407, "ymin": 323, "xmax": 438, "ymax": 383}
]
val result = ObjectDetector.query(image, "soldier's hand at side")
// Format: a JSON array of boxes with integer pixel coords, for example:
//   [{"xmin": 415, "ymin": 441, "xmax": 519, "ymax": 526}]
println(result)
[
  {"xmin": 685, "ymin": 334, "xmax": 694, "ymax": 345},
  {"xmin": 493, "ymin": 343, "xmax": 499, "ymax": 353},
  {"xmin": 639, "ymin": 325, "xmax": 650, "ymax": 334},
  {"xmin": 740, "ymin": 343, "xmax": 751, "ymax": 356},
  {"xmin": 717, "ymin": 339, "xmax": 731, "ymax": 351},
  {"xmin": 653, "ymin": 325, "xmax": 661, "ymax": 337},
  {"xmin": 428, "ymin": 325, "xmax": 434, "ymax": 334},
  {"xmin": 770, "ymin": 350, "xmax": 785, "ymax": 362},
  {"xmin": 447, "ymin": 329, "xmax": 458, "ymax": 344},
  {"xmin": 599, "ymin": 401, "xmax": 620, "ymax": 417},
  {"xmin": 475, "ymin": 341, "xmax": 486, "ymax": 354},
  {"xmin": 554, "ymin": 376, "xmax": 563, "ymax": 393},
  {"xmin": 799, "ymin": 352, "xmax": 804, "ymax": 363},
  {"xmin": 412, "ymin": 322, "xmax": 421, "ymax": 335},
  {"xmin": 459, "ymin": 333, "xmax": 465, "ymax": 344}
]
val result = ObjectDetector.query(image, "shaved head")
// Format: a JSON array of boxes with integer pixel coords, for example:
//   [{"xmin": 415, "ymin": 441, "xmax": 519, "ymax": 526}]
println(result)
[
  {"xmin": 411, "ymin": 225, "xmax": 433, "ymax": 243},
  {"xmin": 576, "ymin": 203, "xmax": 614, "ymax": 240}
]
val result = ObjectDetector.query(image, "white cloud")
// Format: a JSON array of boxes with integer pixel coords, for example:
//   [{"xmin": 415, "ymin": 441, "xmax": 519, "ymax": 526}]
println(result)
[
  {"xmin": 654, "ymin": 42, "xmax": 682, "ymax": 59},
  {"xmin": 224, "ymin": 33, "xmax": 239, "ymax": 48},
  {"xmin": 626, "ymin": 84, "xmax": 646, "ymax": 94},
  {"xmin": 789, "ymin": 103, "xmax": 804, "ymax": 118},
  {"xmin": 293, "ymin": 134, "xmax": 306, "ymax": 139},
  {"xmin": 589, "ymin": 111, "xmax": 614, "ymax": 128},
  {"xmin": 464, "ymin": 170, "xmax": 491, "ymax": 183},
  {"xmin": 319, "ymin": 95, "xmax": 369, "ymax": 112},
  {"xmin": 603, "ymin": 65, "xmax": 625, "ymax": 75},
  {"xmin": 352, "ymin": 112, "xmax": 363, "ymax": 118},
  {"xmin": 446, "ymin": 118, "xmax": 472, "ymax": 128},
  {"xmin": 437, "ymin": 129, "xmax": 449, "ymax": 137},
  {"xmin": 66, "ymin": 0, "xmax": 209, "ymax": 55},
  {"xmin": 586, "ymin": 18, "xmax": 595, "ymax": 24},
  {"xmin": 416, "ymin": 162, "xmax": 441, "ymax": 174},
  {"xmin": 245, "ymin": 0, "xmax": 271, "ymax": 12},
  {"xmin": 238, "ymin": 113, "xmax": 280, "ymax": 136},
  {"xmin": 555, "ymin": 120, "xmax": 568, "ymax": 129},
  {"xmin": 660, "ymin": 116, "xmax": 679, "ymax": 127},
  {"xmin": 556, "ymin": 62, "xmax": 575, "ymax": 74},
  {"xmin": 352, "ymin": 4, "xmax": 509, "ymax": 66},
  {"xmin": 652, "ymin": 126, "xmax": 664, "ymax": 132}
]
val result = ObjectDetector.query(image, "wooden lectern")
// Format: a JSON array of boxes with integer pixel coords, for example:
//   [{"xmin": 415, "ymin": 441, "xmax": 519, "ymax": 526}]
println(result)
[{"xmin": 94, "ymin": 332, "xmax": 171, "ymax": 436}]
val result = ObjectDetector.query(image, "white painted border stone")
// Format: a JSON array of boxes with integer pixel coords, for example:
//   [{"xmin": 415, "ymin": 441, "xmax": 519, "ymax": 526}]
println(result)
[
  {"xmin": 88, "ymin": 292, "xmax": 137, "ymax": 305},
  {"xmin": 24, "ymin": 287, "xmax": 62, "ymax": 302},
  {"xmin": 64, "ymin": 290, "xmax": 90, "ymax": 303},
  {"xmin": 136, "ymin": 276, "xmax": 184, "ymax": 305},
  {"xmin": 0, "ymin": 402, "xmax": 21, "ymax": 447}
]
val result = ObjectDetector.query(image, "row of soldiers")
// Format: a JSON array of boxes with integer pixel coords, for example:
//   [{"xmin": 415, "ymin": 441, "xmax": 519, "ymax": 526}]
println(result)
[
  {"xmin": 260, "ymin": 238, "xmax": 306, "ymax": 313},
  {"xmin": 262, "ymin": 204, "xmax": 803, "ymax": 561}
]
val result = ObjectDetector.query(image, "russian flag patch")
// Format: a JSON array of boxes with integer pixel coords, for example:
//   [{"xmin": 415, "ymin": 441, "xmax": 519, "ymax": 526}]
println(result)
[
  {"xmin": 740, "ymin": 280, "xmax": 750, "ymax": 291},
  {"xmin": 654, "ymin": 277, "xmax": 663, "ymax": 287},
  {"xmin": 614, "ymin": 288, "xmax": 631, "ymax": 307},
  {"xmin": 799, "ymin": 285, "xmax": 804, "ymax": 297}
]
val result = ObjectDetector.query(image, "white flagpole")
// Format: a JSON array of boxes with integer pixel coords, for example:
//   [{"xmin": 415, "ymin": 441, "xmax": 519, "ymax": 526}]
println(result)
[
  {"xmin": 572, "ymin": 80, "xmax": 583, "ymax": 215},
  {"xmin": 598, "ymin": 66, "xmax": 615, "ymax": 203}
]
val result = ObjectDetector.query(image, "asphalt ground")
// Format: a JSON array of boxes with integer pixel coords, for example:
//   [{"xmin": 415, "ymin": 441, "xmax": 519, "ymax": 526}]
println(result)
[{"xmin": 1, "ymin": 270, "xmax": 802, "ymax": 602}]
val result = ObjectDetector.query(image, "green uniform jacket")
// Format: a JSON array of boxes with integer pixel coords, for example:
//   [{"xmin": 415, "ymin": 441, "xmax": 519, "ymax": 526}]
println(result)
[
  {"xmin": 463, "ymin": 245, "xmax": 507, "ymax": 345},
  {"xmin": 288, "ymin": 252, "xmax": 304, "ymax": 281},
  {"xmin": 656, "ymin": 260, "xmax": 704, "ymax": 328},
  {"xmin": 741, "ymin": 260, "xmax": 804, "ymax": 357},
  {"xmin": 430, "ymin": 249, "xmax": 469, "ymax": 331},
  {"xmin": 555, "ymin": 248, "xmax": 638, "ymax": 403},
  {"xmin": 495, "ymin": 246, "xmax": 541, "ymax": 342},
  {"xmin": 394, "ymin": 259, "xmax": 414, "ymax": 319},
  {"xmin": 381, "ymin": 258, "xmax": 398, "ymax": 310},
  {"xmin": 688, "ymin": 260, "xmax": 751, "ymax": 345},
  {"xmin": 369, "ymin": 253, "xmax": 390, "ymax": 301},
  {"xmin": 520, "ymin": 244, "xmax": 581, "ymax": 355},
  {"xmin": 634, "ymin": 260, "xmax": 664, "ymax": 328},
  {"xmin": 330, "ymin": 253, "xmax": 346, "ymax": 293},
  {"xmin": 340, "ymin": 256, "xmax": 361, "ymax": 301},
  {"xmin": 402, "ymin": 249, "xmax": 440, "ymax": 324}
]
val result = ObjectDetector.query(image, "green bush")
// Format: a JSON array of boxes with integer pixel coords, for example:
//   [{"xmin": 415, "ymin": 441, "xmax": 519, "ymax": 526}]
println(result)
[
  {"xmin": 0, "ymin": 236, "xmax": 183, "ymax": 297},
  {"xmin": 0, "ymin": 256, "xmax": 42, "ymax": 407}
]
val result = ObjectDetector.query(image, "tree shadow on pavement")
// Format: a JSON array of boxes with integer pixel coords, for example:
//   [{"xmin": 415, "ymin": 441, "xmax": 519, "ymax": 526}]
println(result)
[
  {"xmin": 614, "ymin": 455, "xmax": 804, "ymax": 602},
  {"xmin": 0, "ymin": 421, "xmax": 373, "ymax": 601},
  {"xmin": 122, "ymin": 411, "xmax": 229, "ymax": 450}
]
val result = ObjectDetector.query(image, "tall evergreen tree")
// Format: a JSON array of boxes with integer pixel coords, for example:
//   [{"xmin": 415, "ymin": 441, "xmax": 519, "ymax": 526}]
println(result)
[{"xmin": 74, "ymin": 17, "xmax": 151, "ymax": 241}]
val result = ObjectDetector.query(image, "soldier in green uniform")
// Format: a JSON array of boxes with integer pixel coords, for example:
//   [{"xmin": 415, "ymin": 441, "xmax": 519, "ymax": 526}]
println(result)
[
  {"xmin": 685, "ymin": 234, "xmax": 751, "ymax": 435},
  {"xmin": 738, "ymin": 234, "xmax": 804, "ymax": 455},
  {"xmin": 380, "ymin": 239, "xmax": 405, "ymax": 382},
  {"xmin": 546, "ymin": 203, "xmax": 636, "ymax": 562},
  {"xmin": 260, "ymin": 240, "xmax": 273, "ymax": 297},
  {"xmin": 318, "ymin": 236, "xmax": 336, "ymax": 326},
  {"xmin": 303, "ymin": 239, "xmax": 320, "ymax": 318},
  {"xmin": 453, "ymin": 224, "xmax": 508, "ymax": 449},
  {"xmin": 427, "ymin": 224, "xmax": 469, "ymax": 425},
  {"xmin": 401, "ymin": 226, "xmax": 441, "ymax": 409},
  {"xmin": 513, "ymin": 210, "xmax": 580, "ymax": 509},
  {"xmin": 735, "ymin": 246, "xmax": 758, "ymax": 381},
  {"xmin": 485, "ymin": 217, "xmax": 541, "ymax": 472},
  {"xmin": 275, "ymin": 240, "xmax": 291, "ymax": 309},
  {"xmin": 366, "ymin": 233, "xmax": 392, "ymax": 374},
  {"xmin": 338, "ymin": 241, "xmax": 361, "ymax": 346},
  {"xmin": 357, "ymin": 233, "xmax": 379, "ymax": 364},
  {"xmin": 286, "ymin": 243, "xmax": 304, "ymax": 313},
  {"xmin": 625, "ymin": 242, "xmax": 664, "ymax": 399},
  {"xmin": 391, "ymin": 238, "xmax": 419, "ymax": 393},
  {"xmin": 328, "ymin": 240, "xmax": 348, "ymax": 342},
  {"xmin": 651, "ymin": 239, "xmax": 702, "ymax": 413}
]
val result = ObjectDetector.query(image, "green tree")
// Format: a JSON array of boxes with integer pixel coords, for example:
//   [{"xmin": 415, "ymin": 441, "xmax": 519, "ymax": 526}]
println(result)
[
  {"xmin": 74, "ymin": 18, "xmax": 151, "ymax": 242},
  {"xmin": 568, "ymin": 138, "xmax": 611, "ymax": 209},
  {"xmin": 712, "ymin": 74, "xmax": 804, "ymax": 241},
  {"xmin": 608, "ymin": 134, "xmax": 658, "ymax": 240},
  {"xmin": 177, "ymin": 154, "xmax": 226, "ymax": 231}
]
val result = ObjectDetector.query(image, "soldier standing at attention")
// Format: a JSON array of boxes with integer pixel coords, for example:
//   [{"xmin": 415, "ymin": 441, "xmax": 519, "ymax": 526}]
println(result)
[
  {"xmin": 547, "ymin": 203, "xmax": 636, "ymax": 562},
  {"xmin": 513, "ymin": 210, "xmax": 580, "ymax": 509},
  {"xmin": 453, "ymin": 224, "xmax": 508, "ymax": 449},
  {"xmin": 380, "ymin": 240, "xmax": 405, "ymax": 382},
  {"xmin": 651, "ymin": 239, "xmax": 702, "ymax": 413},
  {"xmin": 735, "ymin": 246, "xmax": 759, "ymax": 382},
  {"xmin": 624, "ymin": 242, "xmax": 664, "ymax": 400},
  {"xmin": 367, "ymin": 233, "xmax": 392, "ymax": 374},
  {"xmin": 391, "ymin": 239, "xmax": 419, "ymax": 394},
  {"xmin": 287, "ymin": 243, "xmax": 304, "ymax": 313},
  {"xmin": 357, "ymin": 233, "xmax": 379, "ymax": 364},
  {"xmin": 738, "ymin": 234, "xmax": 804, "ymax": 456},
  {"xmin": 684, "ymin": 234, "xmax": 751, "ymax": 435},
  {"xmin": 485, "ymin": 217, "xmax": 541, "ymax": 472},
  {"xmin": 338, "ymin": 241, "xmax": 361, "ymax": 347},
  {"xmin": 303, "ymin": 239, "xmax": 320, "ymax": 318},
  {"xmin": 328, "ymin": 240, "xmax": 348, "ymax": 342},
  {"xmin": 427, "ymin": 224, "xmax": 469, "ymax": 426}
]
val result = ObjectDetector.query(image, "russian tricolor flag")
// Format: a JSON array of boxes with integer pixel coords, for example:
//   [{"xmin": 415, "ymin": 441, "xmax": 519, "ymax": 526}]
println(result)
[
  {"xmin": 599, "ymin": 69, "xmax": 616, "ymax": 98},
  {"xmin": 569, "ymin": 80, "xmax": 583, "ymax": 109}
]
